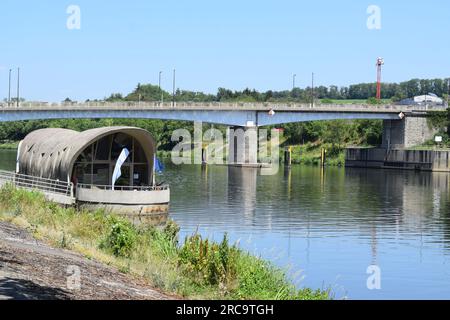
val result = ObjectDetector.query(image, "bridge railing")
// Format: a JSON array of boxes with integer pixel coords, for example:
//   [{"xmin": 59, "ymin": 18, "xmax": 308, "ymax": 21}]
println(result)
[
  {"xmin": 0, "ymin": 170, "xmax": 74, "ymax": 197},
  {"xmin": 1, "ymin": 101, "xmax": 446, "ymax": 112}
]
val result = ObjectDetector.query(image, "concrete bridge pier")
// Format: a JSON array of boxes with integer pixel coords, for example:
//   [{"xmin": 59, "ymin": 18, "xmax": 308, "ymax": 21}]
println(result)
[
  {"xmin": 227, "ymin": 126, "xmax": 258, "ymax": 166},
  {"xmin": 382, "ymin": 117, "xmax": 436, "ymax": 149}
]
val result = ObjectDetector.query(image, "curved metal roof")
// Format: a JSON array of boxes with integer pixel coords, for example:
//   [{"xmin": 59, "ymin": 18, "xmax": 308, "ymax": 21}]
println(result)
[{"xmin": 18, "ymin": 126, "xmax": 156, "ymax": 182}]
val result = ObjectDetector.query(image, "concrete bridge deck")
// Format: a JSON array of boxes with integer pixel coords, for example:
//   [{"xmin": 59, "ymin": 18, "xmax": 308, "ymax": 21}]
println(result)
[{"xmin": 0, "ymin": 102, "xmax": 444, "ymax": 127}]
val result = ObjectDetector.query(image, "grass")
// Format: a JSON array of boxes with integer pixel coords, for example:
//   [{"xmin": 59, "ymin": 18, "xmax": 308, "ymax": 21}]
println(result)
[
  {"xmin": 0, "ymin": 140, "xmax": 19, "ymax": 150},
  {"xmin": 286, "ymin": 142, "xmax": 346, "ymax": 167},
  {"xmin": 0, "ymin": 184, "xmax": 330, "ymax": 300},
  {"xmin": 408, "ymin": 138, "xmax": 450, "ymax": 151}
]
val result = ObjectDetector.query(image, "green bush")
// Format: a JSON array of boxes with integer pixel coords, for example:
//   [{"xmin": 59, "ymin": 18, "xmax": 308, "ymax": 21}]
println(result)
[
  {"xmin": 100, "ymin": 218, "xmax": 137, "ymax": 257},
  {"xmin": 367, "ymin": 97, "xmax": 382, "ymax": 105},
  {"xmin": 142, "ymin": 221, "xmax": 179, "ymax": 258},
  {"xmin": 179, "ymin": 233, "xmax": 238, "ymax": 287}
]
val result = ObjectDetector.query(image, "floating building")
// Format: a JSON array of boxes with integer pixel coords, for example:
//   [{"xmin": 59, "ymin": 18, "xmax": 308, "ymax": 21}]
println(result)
[{"xmin": 15, "ymin": 126, "xmax": 170, "ymax": 217}]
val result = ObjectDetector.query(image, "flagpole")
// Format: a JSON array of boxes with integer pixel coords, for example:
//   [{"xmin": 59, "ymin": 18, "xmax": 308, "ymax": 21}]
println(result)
[{"xmin": 153, "ymin": 154, "xmax": 156, "ymax": 186}]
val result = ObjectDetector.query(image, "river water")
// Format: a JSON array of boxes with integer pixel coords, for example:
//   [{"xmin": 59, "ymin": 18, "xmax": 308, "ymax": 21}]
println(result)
[{"xmin": 2, "ymin": 148, "xmax": 450, "ymax": 299}]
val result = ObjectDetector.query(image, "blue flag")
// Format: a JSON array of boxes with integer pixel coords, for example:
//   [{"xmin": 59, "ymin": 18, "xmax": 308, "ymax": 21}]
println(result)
[{"xmin": 155, "ymin": 157, "xmax": 164, "ymax": 174}]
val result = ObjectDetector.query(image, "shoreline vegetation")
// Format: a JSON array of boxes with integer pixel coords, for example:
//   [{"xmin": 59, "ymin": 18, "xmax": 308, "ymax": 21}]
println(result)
[
  {"xmin": 0, "ymin": 140, "xmax": 19, "ymax": 150},
  {"xmin": 0, "ymin": 184, "xmax": 330, "ymax": 300}
]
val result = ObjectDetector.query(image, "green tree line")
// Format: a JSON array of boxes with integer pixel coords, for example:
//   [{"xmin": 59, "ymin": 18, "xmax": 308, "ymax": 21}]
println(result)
[{"xmin": 103, "ymin": 78, "xmax": 449, "ymax": 104}]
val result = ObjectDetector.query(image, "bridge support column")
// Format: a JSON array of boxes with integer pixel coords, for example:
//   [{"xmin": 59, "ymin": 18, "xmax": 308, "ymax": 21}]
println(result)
[
  {"xmin": 227, "ymin": 126, "xmax": 258, "ymax": 165},
  {"xmin": 382, "ymin": 117, "xmax": 436, "ymax": 149}
]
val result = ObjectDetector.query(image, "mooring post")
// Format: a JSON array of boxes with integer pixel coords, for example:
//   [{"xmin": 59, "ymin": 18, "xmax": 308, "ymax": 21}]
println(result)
[
  {"xmin": 284, "ymin": 146, "xmax": 292, "ymax": 167},
  {"xmin": 202, "ymin": 147, "xmax": 207, "ymax": 165},
  {"xmin": 321, "ymin": 148, "xmax": 327, "ymax": 167}
]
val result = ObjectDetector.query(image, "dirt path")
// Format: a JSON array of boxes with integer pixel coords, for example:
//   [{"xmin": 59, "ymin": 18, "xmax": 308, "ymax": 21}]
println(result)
[{"xmin": 0, "ymin": 221, "xmax": 173, "ymax": 300}]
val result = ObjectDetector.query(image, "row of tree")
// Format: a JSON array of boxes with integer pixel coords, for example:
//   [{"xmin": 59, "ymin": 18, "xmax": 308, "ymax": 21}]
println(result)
[
  {"xmin": 101, "ymin": 78, "xmax": 450, "ymax": 104},
  {"xmin": 0, "ymin": 117, "xmax": 384, "ymax": 154}
]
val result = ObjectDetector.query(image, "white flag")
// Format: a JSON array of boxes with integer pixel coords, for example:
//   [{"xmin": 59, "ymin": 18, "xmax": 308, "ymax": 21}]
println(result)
[{"xmin": 112, "ymin": 148, "xmax": 130, "ymax": 190}]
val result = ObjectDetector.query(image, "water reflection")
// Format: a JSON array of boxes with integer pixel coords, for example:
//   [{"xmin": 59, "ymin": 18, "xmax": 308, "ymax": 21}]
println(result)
[
  {"xmin": 0, "ymin": 150, "xmax": 17, "ymax": 172},
  {"xmin": 2, "ymin": 149, "xmax": 450, "ymax": 299},
  {"xmin": 164, "ymin": 163, "xmax": 450, "ymax": 299},
  {"xmin": 227, "ymin": 167, "xmax": 257, "ymax": 221}
]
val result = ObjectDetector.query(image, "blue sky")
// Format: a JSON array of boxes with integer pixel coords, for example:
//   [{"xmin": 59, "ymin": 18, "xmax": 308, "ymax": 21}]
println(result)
[{"xmin": 0, "ymin": 0, "xmax": 449, "ymax": 101}]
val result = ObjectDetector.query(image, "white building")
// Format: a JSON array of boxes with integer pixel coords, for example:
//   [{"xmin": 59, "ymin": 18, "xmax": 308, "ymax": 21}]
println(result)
[{"xmin": 399, "ymin": 93, "xmax": 444, "ymax": 106}]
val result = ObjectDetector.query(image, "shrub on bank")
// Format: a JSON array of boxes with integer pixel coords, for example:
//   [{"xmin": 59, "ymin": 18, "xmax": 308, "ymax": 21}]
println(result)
[
  {"xmin": 100, "ymin": 217, "xmax": 137, "ymax": 258},
  {"xmin": 288, "ymin": 143, "xmax": 345, "ymax": 166}
]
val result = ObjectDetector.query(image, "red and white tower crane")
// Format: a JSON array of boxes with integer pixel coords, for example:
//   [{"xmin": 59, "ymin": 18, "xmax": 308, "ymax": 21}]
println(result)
[{"xmin": 376, "ymin": 57, "xmax": 384, "ymax": 100}]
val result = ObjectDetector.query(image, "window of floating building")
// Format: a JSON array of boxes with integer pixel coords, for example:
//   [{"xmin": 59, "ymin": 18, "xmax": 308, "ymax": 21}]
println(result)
[
  {"xmin": 78, "ymin": 144, "xmax": 93, "ymax": 162},
  {"xmin": 94, "ymin": 135, "xmax": 111, "ymax": 161},
  {"xmin": 133, "ymin": 139, "xmax": 147, "ymax": 163},
  {"xmin": 73, "ymin": 162, "xmax": 92, "ymax": 184},
  {"xmin": 73, "ymin": 133, "xmax": 151, "ymax": 187},
  {"xmin": 111, "ymin": 133, "xmax": 133, "ymax": 162},
  {"xmin": 132, "ymin": 137, "xmax": 149, "ymax": 186},
  {"xmin": 93, "ymin": 164, "xmax": 109, "ymax": 185},
  {"xmin": 133, "ymin": 164, "xmax": 149, "ymax": 186},
  {"xmin": 115, "ymin": 166, "xmax": 131, "ymax": 187}
]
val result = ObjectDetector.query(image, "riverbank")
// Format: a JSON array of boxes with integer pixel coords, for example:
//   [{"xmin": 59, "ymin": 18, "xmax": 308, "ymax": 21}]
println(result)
[
  {"xmin": 0, "ymin": 221, "xmax": 171, "ymax": 300},
  {"xmin": 0, "ymin": 141, "xmax": 19, "ymax": 150},
  {"xmin": 286, "ymin": 143, "xmax": 346, "ymax": 166},
  {"xmin": 0, "ymin": 185, "xmax": 329, "ymax": 300}
]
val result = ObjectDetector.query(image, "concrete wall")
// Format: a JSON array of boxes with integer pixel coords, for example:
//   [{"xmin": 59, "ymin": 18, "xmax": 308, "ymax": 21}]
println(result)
[
  {"xmin": 346, "ymin": 147, "xmax": 450, "ymax": 172},
  {"xmin": 382, "ymin": 117, "xmax": 437, "ymax": 149},
  {"xmin": 228, "ymin": 126, "xmax": 258, "ymax": 164},
  {"xmin": 345, "ymin": 148, "xmax": 387, "ymax": 168},
  {"xmin": 76, "ymin": 187, "xmax": 170, "ymax": 205}
]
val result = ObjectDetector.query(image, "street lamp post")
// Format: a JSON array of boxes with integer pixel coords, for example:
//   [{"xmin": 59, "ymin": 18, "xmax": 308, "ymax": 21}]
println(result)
[
  {"xmin": 172, "ymin": 69, "xmax": 176, "ymax": 107},
  {"xmin": 292, "ymin": 74, "xmax": 296, "ymax": 91},
  {"xmin": 447, "ymin": 78, "xmax": 450, "ymax": 107},
  {"xmin": 159, "ymin": 71, "xmax": 163, "ymax": 104},
  {"xmin": 8, "ymin": 69, "xmax": 11, "ymax": 107},
  {"xmin": 311, "ymin": 72, "xmax": 315, "ymax": 107},
  {"xmin": 16, "ymin": 67, "xmax": 20, "ymax": 108}
]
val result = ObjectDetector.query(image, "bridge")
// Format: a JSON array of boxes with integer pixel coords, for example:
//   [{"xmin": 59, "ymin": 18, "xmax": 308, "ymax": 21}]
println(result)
[
  {"xmin": 0, "ymin": 102, "xmax": 438, "ymax": 127},
  {"xmin": 0, "ymin": 102, "xmax": 445, "ymax": 165}
]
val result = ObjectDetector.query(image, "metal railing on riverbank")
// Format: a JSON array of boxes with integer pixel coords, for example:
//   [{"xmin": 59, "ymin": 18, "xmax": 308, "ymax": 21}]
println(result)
[
  {"xmin": 76, "ymin": 183, "xmax": 169, "ymax": 192},
  {"xmin": 0, "ymin": 170, "xmax": 74, "ymax": 198}
]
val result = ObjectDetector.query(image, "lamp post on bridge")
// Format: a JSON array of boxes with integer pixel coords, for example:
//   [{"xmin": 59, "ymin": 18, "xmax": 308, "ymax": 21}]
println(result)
[
  {"xmin": 447, "ymin": 78, "xmax": 450, "ymax": 107},
  {"xmin": 16, "ymin": 67, "xmax": 20, "ymax": 108},
  {"xmin": 8, "ymin": 69, "xmax": 11, "ymax": 107},
  {"xmin": 172, "ymin": 69, "xmax": 176, "ymax": 108},
  {"xmin": 159, "ymin": 71, "xmax": 163, "ymax": 105}
]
